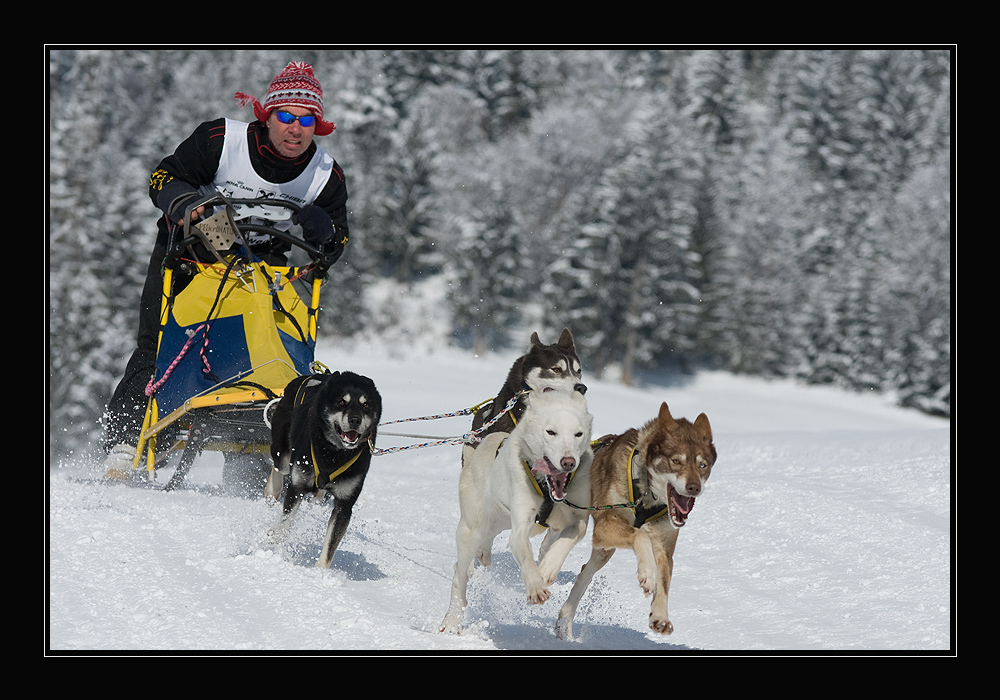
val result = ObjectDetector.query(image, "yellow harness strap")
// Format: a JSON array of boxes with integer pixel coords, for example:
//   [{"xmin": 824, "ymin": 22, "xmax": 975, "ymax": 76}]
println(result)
[
  {"xmin": 625, "ymin": 446, "xmax": 638, "ymax": 504},
  {"xmin": 312, "ymin": 444, "xmax": 361, "ymax": 489},
  {"xmin": 468, "ymin": 396, "xmax": 497, "ymax": 415},
  {"xmin": 471, "ymin": 396, "xmax": 521, "ymax": 424},
  {"xmin": 524, "ymin": 461, "xmax": 544, "ymax": 496},
  {"xmin": 495, "ymin": 439, "xmax": 543, "ymax": 496}
]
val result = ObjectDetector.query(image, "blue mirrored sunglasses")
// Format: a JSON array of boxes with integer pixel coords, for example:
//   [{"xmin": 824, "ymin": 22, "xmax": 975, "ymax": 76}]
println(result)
[{"xmin": 275, "ymin": 110, "xmax": 316, "ymax": 127}]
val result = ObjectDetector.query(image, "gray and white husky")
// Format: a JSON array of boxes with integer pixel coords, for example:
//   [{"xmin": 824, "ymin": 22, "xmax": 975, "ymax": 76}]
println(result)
[{"xmin": 465, "ymin": 328, "xmax": 584, "ymax": 462}]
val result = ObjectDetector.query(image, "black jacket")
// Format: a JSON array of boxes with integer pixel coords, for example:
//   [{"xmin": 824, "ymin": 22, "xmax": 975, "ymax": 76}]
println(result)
[{"xmin": 148, "ymin": 118, "xmax": 349, "ymax": 260}]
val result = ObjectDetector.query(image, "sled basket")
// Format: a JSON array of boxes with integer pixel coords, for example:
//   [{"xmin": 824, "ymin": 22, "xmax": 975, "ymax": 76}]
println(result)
[{"xmin": 124, "ymin": 194, "xmax": 338, "ymax": 488}]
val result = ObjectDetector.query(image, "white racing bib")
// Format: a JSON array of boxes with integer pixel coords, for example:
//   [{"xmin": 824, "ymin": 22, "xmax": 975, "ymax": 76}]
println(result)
[{"xmin": 199, "ymin": 119, "xmax": 335, "ymax": 244}]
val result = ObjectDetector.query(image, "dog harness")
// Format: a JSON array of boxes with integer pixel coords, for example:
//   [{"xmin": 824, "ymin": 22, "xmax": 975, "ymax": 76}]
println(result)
[
  {"xmin": 311, "ymin": 444, "xmax": 361, "ymax": 488},
  {"xmin": 490, "ymin": 438, "xmax": 571, "ymax": 528},
  {"xmin": 291, "ymin": 375, "xmax": 367, "ymax": 490},
  {"xmin": 625, "ymin": 446, "xmax": 670, "ymax": 528}
]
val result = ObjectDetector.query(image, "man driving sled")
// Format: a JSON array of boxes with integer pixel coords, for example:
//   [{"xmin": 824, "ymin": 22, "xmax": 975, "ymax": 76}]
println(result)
[{"xmin": 101, "ymin": 61, "xmax": 350, "ymax": 474}]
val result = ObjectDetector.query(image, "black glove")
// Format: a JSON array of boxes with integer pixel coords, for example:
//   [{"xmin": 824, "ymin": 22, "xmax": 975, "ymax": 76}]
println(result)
[
  {"xmin": 157, "ymin": 180, "xmax": 203, "ymax": 226},
  {"xmin": 294, "ymin": 205, "xmax": 335, "ymax": 246}
]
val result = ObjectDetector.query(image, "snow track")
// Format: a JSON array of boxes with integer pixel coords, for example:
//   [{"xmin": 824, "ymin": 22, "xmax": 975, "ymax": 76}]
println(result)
[{"xmin": 49, "ymin": 343, "xmax": 952, "ymax": 653}]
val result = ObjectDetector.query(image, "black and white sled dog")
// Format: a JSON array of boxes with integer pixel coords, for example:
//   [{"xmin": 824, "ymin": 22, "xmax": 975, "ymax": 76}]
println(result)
[
  {"xmin": 264, "ymin": 371, "xmax": 382, "ymax": 569},
  {"xmin": 465, "ymin": 328, "xmax": 585, "ymax": 464},
  {"xmin": 440, "ymin": 387, "xmax": 594, "ymax": 634}
]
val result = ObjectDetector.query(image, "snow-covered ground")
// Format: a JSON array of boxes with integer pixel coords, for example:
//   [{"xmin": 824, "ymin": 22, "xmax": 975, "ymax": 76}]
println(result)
[{"xmin": 48, "ymin": 339, "xmax": 952, "ymax": 654}]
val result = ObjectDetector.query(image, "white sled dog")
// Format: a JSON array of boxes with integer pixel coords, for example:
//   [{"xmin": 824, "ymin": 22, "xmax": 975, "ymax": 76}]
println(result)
[
  {"xmin": 440, "ymin": 388, "xmax": 594, "ymax": 634},
  {"xmin": 556, "ymin": 402, "xmax": 716, "ymax": 639}
]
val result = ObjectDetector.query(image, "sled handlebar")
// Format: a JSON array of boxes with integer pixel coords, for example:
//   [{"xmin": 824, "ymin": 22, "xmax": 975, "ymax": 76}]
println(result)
[{"xmin": 167, "ymin": 193, "xmax": 340, "ymax": 271}]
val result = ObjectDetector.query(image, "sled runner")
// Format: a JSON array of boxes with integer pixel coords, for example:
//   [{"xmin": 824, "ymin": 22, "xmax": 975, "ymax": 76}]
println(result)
[{"xmin": 117, "ymin": 193, "xmax": 339, "ymax": 492}]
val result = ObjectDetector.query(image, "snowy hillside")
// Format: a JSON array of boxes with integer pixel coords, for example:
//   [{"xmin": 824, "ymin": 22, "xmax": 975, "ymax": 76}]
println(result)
[{"xmin": 48, "ymin": 339, "xmax": 952, "ymax": 654}]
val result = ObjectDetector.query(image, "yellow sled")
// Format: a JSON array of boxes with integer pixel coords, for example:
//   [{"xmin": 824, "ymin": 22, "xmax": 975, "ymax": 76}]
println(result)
[{"xmin": 108, "ymin": 193, "xmax": 339, "ymax": 491}]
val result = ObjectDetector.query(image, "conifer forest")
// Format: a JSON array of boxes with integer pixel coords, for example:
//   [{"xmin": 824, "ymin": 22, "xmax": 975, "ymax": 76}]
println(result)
[{"xmin": 47, "ymin": 48, "xmax": 953, "ymax": 461}]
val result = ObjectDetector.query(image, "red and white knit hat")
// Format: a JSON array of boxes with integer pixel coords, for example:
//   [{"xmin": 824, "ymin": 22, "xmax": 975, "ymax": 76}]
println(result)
[{"xmin": 234, "ymin": 61, "xmax": 336, "ymax": 135}]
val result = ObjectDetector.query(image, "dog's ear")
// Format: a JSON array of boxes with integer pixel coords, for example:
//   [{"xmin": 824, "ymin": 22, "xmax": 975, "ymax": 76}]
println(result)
[
  {"xmin": 658, "ymin": 402, "xmax": 679, "ymax": 430},
  {"xmin": 558, "ymin": 327, "xmax": 575, "ymax": 350},
  {"xmin": 530, "ymin": 331, "xmax": 542, "ymax": 348},
  {"xmin": 694, "ymin": 413, "xmax": 713, "ymax": 443}
]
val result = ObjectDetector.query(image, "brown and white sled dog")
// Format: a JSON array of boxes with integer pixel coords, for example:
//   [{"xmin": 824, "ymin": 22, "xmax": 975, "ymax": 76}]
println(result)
[
  {"xmin": 463, "ymin": 328, "xmax": 585, "ymax": 466},
  {"xmin": 556, "ymin": 402, "xmax": 716, "ymax": 639},
  {"xmin": 264, "ymin": 371, "xmax": 382, "ymax": 569},
  {"xmin": 440, "ymin": 388, "xmax": 594, "ymax": 634}
]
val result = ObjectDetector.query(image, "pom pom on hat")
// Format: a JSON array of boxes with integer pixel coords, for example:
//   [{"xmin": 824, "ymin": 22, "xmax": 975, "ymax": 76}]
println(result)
[{"xmin": 235, "ymin": 61, "xmax": 335, "ymax": 135}]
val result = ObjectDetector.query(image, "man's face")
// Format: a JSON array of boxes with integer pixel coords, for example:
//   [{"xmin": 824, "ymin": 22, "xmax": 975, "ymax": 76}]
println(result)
[{"xmin": 266, "ymin": 105, "xmax": 316, "ymax": 159}]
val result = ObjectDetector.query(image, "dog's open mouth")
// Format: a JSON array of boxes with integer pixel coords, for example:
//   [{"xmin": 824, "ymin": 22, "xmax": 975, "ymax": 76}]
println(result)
[
  {"xmin": 336, "ymin": 425, "xmax": 363, "ymax": 447},
  {"xmin": 531, "ymin": 457, "xmax": 574, "ymax": 502},
  {"xmin": 667, "ymin": 484, "xmax": 695, "ymax": 527}
]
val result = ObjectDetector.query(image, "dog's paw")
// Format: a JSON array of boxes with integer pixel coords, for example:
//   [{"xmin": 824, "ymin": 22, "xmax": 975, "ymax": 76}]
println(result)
[
  {"xmin": 439, "ymin": 616, "xmax": 463, "ymax": 635},
  {"xmin": 263, "ymin": 470, "xmax": 285, "ymax": 502},
  {"xmin": 526, "ymin": 584, "xmax": 551, "ymax": 605},
  {"xmin": 649, "ymin": 615, "xmax": 674, "ymax": 635},
  {"xmin": 555, "ymin": 616, "xmax": 573, "ymax": 640}
]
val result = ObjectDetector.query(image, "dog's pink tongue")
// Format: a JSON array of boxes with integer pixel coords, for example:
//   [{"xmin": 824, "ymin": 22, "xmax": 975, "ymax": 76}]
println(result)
[
  {"xmin": 532, "ymin": 457, "xmax": 558, "ymax": 476},
  {"xmin": 532, "ymin": 458, "xmax": 570, "ymax": 500},
  {"xmin": 674, "ymin": 493, "xmax": 694, "ymax": 514},
  {"xmin": 670, "ymin": 488, "xmax": 695, "ymax": 525}
]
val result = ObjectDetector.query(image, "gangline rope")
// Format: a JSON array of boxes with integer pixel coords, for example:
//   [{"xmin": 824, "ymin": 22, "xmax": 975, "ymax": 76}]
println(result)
[{"xmin": 367, "ymin": 392, "xmax": 522, "ymax": 457}]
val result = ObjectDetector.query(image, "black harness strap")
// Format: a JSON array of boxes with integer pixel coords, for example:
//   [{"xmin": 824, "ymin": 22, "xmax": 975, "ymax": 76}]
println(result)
[
  {"xmin": 627, "ymin": 446, "xmax": 669, "ymax": 528},
  {"xmin": 535, "ymin": 497, "xmax": 555, "ymax": 528}
]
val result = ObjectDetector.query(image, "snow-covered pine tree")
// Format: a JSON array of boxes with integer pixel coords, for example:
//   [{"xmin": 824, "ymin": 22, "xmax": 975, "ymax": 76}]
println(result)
[
  {"xmin": 545, "ymin": 93, "xmax": 701, "ymax": 383},
  {"xmin": 447, "ymin": 176, "xmax": 525, "ymax": 356}
]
